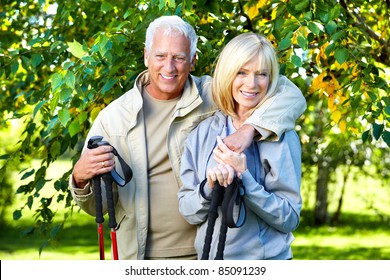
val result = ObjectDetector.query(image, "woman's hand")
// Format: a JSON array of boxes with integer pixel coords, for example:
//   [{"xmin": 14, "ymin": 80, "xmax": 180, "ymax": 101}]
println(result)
[
  {"xmin": 213, "ymin": 136, "xmax": 247, "ymax": 177},
  {"xmin": 207, "ymin": 163, "xmax": 235, "ymax": 189}
]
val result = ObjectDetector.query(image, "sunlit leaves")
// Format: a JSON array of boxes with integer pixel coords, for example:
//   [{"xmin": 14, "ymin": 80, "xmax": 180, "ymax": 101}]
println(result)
[
  {"xmin": 67, "ymin": 40, "xmax": 86, "ymax": 59},
  {"xmin": 64, "ymin": 71, "xmax": 75, "ymax": 88},
  {"xmin": 58, "ymin": 109, "xmax": 71, "ymax": 127},
  {"xmin": 51, "ymin": 73, "xmax": 63, "ymax": 92}
]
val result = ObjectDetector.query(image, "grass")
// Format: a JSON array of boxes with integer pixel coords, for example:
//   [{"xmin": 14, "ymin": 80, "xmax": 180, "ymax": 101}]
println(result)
[{"xmin": 0, "ymin": 160, "xmax": 390, "ymax": 260}]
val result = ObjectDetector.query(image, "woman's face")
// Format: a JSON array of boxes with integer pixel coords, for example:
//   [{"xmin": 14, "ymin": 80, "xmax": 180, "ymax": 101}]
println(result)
[{"xmin": 232, "ymin": 56, "xmax": 270, "ymax": 116}]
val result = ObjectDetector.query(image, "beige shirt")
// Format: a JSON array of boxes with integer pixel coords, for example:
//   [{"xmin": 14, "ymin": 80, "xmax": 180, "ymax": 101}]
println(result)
[{"xmin": 143, "ymin": 88, "xmax": 196, "ymax": 258}]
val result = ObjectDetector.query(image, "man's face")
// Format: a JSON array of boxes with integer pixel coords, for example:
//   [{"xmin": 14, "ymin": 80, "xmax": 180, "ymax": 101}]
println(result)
[{"xmin": 144, "ymin": 29, "xmax": 195, "ymax": 100}]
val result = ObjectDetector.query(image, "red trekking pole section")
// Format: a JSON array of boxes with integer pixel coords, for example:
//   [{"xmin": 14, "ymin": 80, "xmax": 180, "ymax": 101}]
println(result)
[
  {"xmin": 103, "ymin": 174, "xmax": 119, "ymax": 260},
  {"xmin": 98, "ymin": 224, "xmax": 105, "ymax": 260},
  {"xmin": 111, "ymin": 230, "xmax": 119, "ymax": 260}
]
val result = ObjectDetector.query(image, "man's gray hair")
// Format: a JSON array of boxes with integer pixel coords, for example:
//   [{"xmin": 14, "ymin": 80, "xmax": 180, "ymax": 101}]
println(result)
[{"xmin": 145, "ymin": 15, "xmax": 198, "ymax": 58}]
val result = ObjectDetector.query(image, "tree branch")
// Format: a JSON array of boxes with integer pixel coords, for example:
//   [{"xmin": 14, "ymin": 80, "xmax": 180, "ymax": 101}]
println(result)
[
  {"xmin": 340, "ymin": 0, "xmax": 389, "ymax": 64},
  {"xmin": 237, "ymin": 0, "xmax": 254, "ymax": 32}
]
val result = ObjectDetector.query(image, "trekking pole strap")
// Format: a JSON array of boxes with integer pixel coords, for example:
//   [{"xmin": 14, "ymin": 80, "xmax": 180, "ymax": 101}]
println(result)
[
  {"xmin": 87, "ymin": 136, "xmax": 133, "ymax": 187},
  {"xmin": 224, "ymin": 178, "xmax": 246, "ymax": 228}
]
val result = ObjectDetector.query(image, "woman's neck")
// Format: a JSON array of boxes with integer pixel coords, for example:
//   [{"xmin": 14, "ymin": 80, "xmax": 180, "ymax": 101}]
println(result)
[{"xmin": 232, "ymin": 115, "xmax": 248, "ymax": 130}]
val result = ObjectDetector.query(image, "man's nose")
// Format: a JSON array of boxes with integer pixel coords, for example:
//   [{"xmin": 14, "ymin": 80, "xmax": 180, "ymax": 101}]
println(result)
[{"xmin": 163, "ymin": 57, "xmax": 176, "ymax": 71}]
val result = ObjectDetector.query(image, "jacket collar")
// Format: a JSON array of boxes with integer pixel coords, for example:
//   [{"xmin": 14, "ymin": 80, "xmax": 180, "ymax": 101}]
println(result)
[{"xmin": 174, "ymin": 74, "xmax": 203, "ymax": 118}]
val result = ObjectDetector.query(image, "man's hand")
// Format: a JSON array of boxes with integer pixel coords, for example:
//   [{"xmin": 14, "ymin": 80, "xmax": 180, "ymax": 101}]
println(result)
[
  {"xmin": 72, "ymin": 145, "xmax": 115, "ymax": 189},
  {"xmin": 213, "ymin": 136, "xmax": 247, "ymax": 177},
  {"xmin": 222, "ymin": 124, "xmax": 257, "ymax": 153}
]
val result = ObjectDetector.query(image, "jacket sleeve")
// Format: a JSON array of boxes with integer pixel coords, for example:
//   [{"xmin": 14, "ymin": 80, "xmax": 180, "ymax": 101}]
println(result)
[
  {"xmin": 240, "ymin": 131, "xmax": 302, "ymax": 233},
  {"xmin": 246, "ymin": 76, "xmax": 306, "ymax": 141},
  {"xmin": 178, "ymin": 131, "xmax": 213, "ymax": 225}
]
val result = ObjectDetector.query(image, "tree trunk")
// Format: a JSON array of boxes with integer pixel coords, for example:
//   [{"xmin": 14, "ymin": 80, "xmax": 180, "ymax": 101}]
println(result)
[
  {"xmin": 331, "ymin": 165, "xmax": 350, "ymax": 225},
  {"xmin": 314, "ymin": 161, "xmax": 329, "ymax": 225}
]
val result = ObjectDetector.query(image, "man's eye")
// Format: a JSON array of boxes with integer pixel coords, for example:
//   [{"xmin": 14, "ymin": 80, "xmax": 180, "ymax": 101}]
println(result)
[{"xmin": 174, "ymin": 56, "xmax": 186, "ymax": 62}]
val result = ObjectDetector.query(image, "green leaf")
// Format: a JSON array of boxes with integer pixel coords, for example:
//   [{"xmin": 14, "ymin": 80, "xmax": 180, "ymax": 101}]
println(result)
[
  {"xmin": 372, "ymin": 123, "xmax": 384, "ymax": 140},
  {"xmin": 58, "ymin": 109, "xmax": 71, "ymax": 126},
  {"xmin": 60, "ymin": 88, "xmax": 73, "ymax": 102},
  {"xmin": 331, "ymin": 31, "xmax": 345, "ymax": 42},
  {"xmin": 28, "ymin": 37, "xmax": 41, "ymax": 46},
  {"xmin": 308, "ymin": 22, "xmax": 322, "ymax": 36},
  {"xmin": 69, "ymin": 120, "xmax": 81, "ymax": 137},
  {"xmin": 67, "ymin": 40, "xmax": 86, "ymax": 59},
  {"xmin": 382, "ymin": 130, "xmax": 390, "ymax": 147},
  {"xmin": 159, "ymin": 0, "xmax": 165, "ymax": 10},
  {"xmin": 31, "ymin": 53, "xmax": 42, "ymax": 67},
  {"xmin": 102, "ymin": 78, "xmax": 117, "ymax": 94},
  {"xmin": 97, "ymin": 35, "xmax": 111, "ymax": 57},
  {"xmin": 33, "ymin": 100, "xmax": 47, "ymax": 117},
  {"xmin": 297, "ymin": 35, "xmax": 307, "ymax": 50},
  {"xmin": 367, "ymin": 91, "xmax": 377, "ymax": 102},
  {"xmin": 21, "ymin": 169, "xmax": 35, "ymax": 180},
  {"xmin": 124, "ymin": 9, "xmax": 134, "ymax": 19},
  {"xmin": 329, "ymin": 5, "xmax": 341, "ymax": 21},
  {"xmin": 335, "ymin": 47, "xmax": 349, "ymax": 64},
  {"xmin": 291, "ymin": 54, "xmax": 302, "ymax": 67},
  {"xmin": 0, "ymin": 154, "xmax": 10, "ymax": 160},
  {"xmin": 101, "ymin": 1, "xmax": 113, "ymax": 12},
  {"xmin": 277, "ymin": 37, "xmax": 292, "ymax": 51},
  {"xmin": 352, "ymin": 79, "xmax": 362, "ymax": 93},
  {"xmin": 325, "ymin": 21, "xmax": 337, "ymax": 35},
  {"xmin": 13, "ymin": 209, "xmax": 22, "ymax": 221},
  {"xmin": 49, "ymin": 92, "xmax": 60, "ymax": 114},
  {"xmin": 64, "ymin": 71, "xmax": 76, "ymax": 88},
  {"xmin": 50, "ymin": 141, "xmax": 61, "ymax": 158},
  {"xmin": 51, "ymin": 73, "xmax": 63, "ymax": 91},
  {"xmin": 325, "ymin": 43, "xmax": 335, "ymax": 57},
  {"xmin": 362, "ymin": 130, "xmax": 370, "ymax": 143},
  {"xmin": 294, "ymin": 0, "xmax": 309, "ymax": 11},
  {"xmin": 384, "ymin": 106, "xmax": 390, "ymax": 115},
  {"xmin": 10, "ymin": 60, "xmax": 19, "ymax": 75}
]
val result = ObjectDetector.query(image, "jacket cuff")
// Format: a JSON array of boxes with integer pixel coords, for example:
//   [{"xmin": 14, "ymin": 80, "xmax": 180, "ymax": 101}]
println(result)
[{"xmin": 69, "ymin": 175, "xmax": 92, "ymax": 196}]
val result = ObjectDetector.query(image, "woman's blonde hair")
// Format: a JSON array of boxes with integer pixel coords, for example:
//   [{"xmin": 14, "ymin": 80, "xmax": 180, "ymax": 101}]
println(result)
[{"xmin": 212, "ymin": 33, "xmax": 279, "ymax": 118}]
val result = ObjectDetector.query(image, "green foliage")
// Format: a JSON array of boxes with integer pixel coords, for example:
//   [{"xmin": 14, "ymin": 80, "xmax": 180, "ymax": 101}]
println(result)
[{"xmin": 0, "ymin": 0, "xmax": 389, "ymax": 246}]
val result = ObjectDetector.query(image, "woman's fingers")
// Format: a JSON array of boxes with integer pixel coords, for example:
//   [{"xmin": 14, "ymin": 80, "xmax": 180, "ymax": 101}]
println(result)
[{"xmin": 207, "ymin": 164, "xmax": 235, "ymax": 188}]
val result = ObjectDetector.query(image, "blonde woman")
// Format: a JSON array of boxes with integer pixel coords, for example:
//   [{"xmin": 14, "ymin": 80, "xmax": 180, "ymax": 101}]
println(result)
[{"xmin": 178, "ymin": 33, "xmax": 303, "ymax": 260}]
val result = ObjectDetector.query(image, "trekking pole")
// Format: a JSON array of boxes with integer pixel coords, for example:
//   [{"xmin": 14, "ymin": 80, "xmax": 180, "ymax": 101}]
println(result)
[
  {"xmin": 87, "ymin": 136, "xmax": 133, "ymax": 260},
  {"xmin": 201, "ymin": 178, "xmax": 247, "ymax": 260},
  {"xmin": 92, "ymin": 175, "xmax": 105, "ymax": 260},
  {"xmin": 201, "ymin": 182, "xmax": 225, "ymax": 260},
  {"xmin": 215, "ymin": 195, "xmax": 228, "ymax": 260},
  {"xmin": 102, "ymin": 173, "xmax": 119, "ymax": 260},
  {"xmin": 87, "ymin": 136, "xmax": 106, "ymax": 260}
]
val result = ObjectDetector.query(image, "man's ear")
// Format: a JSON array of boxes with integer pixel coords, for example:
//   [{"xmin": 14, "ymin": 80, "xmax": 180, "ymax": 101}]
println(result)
[
  {"xmin": 144, "ymin": 48, "xmax": 149, "ymax": 67},
  {"xmin": 190, "ymin": 54, "xmax": 197, "ymax": 71}
]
